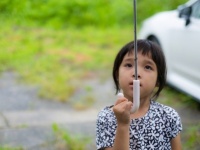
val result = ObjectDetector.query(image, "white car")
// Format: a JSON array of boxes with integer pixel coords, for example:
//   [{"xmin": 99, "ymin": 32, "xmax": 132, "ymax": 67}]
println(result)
[{"xmin": 139, "ymin": 0, "xmax": 200, "ymax": 101}]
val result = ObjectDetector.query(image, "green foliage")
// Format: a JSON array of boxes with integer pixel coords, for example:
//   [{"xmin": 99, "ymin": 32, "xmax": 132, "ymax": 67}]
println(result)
[
  {"xmin": 137, "ymin": 0, "xmax": 188, "ymax": 23},
  {"xmin": 52, "ymin": 123, "xmax": 90, "ymax": 150},
  {"xmin": 0, "ymin": 147, "xmax": 23, "ymax": 150},
  {"xmin": 0, "ymin": 0, "xmax": 187, "ymax": 28},
  {"xmin": 160, "ymin": 86, "xmax": 199, "ymax": 109},
  {"xmin": 0, "ymin": 26, "xmax": 133, "ymax": 101},
  {"xmin": 182, "ymin": 123, "xmax": 200, "ymax": 149}
]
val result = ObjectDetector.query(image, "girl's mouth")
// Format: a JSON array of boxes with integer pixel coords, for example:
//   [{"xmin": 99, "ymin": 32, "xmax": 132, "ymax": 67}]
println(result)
[{"xmin": 129, "ymin": 81, "xmax": 142, "ymax": 87}]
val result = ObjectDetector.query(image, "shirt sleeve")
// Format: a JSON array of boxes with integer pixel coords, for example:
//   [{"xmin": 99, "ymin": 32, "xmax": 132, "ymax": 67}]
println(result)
[
  {"xmin": 96, "ymin": 108, "xmax": 117, "ymax": 150},
  {"xmin": 165, "ymin": 107, "xmax": 182, "ymax": 139}
]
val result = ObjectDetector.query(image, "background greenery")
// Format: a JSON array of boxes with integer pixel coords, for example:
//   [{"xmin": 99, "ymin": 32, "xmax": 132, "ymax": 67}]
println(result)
[
  {"xmin": 1, "ymin": 0, "xmax": 199, "ymax": 150},
  {"xmin": 0, "ymin": 0, "xmax": 187, "ymax": 101},
  {"xmin": 0, "ymin": 0, "xmax": 187, "ymax": 28}
]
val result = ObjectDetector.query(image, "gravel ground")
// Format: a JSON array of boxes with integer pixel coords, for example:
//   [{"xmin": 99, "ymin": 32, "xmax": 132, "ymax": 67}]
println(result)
[
  {"xmin": 0, "ymin": 71, "xmax": 199, "ymax": 150},
  {"xmin": 0, "ymin": 72, "xmax": 115, "ymax": 150}
]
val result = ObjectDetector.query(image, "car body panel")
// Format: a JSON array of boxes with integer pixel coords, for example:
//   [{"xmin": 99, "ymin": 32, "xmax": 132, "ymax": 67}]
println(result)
[{"xmin": 139, "ymin": 0, "xmax": 200, "ymax": 101}]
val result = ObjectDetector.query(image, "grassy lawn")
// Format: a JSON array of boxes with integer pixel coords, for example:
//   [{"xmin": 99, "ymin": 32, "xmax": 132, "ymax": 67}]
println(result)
[{"xmin": 0, "ymin": 25, "xmax": 134, "ymax": 101}]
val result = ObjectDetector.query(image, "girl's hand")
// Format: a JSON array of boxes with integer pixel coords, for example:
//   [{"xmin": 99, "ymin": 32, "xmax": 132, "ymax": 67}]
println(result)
[{"xmin": 113, "ymin": 97, "xmax": 133, "ymax": 125}]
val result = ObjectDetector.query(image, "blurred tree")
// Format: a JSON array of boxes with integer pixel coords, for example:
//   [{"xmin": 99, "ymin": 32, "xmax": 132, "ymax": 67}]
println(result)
[{"xmin": 0, "ymin": 0, "xmax": 187, "ymax": 28}]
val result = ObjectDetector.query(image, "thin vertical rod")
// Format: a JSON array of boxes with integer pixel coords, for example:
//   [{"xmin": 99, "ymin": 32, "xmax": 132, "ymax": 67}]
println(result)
[{"xmin": 133, "ymin": 0, "xmax": 138, "ymax": 80}]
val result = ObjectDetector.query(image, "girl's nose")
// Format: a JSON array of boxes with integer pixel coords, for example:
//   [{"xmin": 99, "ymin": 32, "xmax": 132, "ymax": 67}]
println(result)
[{"xmin": 132, "ymin": 72, "xmax": 141, "ymax": 79}]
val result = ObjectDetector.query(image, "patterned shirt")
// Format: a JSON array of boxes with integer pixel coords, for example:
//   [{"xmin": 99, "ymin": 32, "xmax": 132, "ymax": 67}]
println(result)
[{"xmin": 96, "ymin": 100, "xmax": 182, "ymax": 150}]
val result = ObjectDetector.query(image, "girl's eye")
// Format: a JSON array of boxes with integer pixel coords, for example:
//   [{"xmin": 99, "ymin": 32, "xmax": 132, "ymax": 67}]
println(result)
[
  {"xmin": 125, "ymin": 63, "xmax": 132, "ymax": 68},
  {"xmin": 145, "ymin": 65, "xmax": 153, "ymax": 70}
]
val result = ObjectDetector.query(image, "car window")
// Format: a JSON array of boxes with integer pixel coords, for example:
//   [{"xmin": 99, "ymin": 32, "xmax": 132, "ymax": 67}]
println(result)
[{"xmin": 191, "ymin": 1, "xmax": 200, "ymax": 19}]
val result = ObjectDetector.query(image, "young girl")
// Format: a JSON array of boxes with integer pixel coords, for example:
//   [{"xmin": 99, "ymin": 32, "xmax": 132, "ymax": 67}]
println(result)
[{"xmin": 96, "ymin": 40, "xmax": 182, "ymax": 150}]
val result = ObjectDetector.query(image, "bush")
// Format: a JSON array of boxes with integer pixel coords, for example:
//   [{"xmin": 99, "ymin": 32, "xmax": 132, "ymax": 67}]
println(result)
[{"xmin": 0, "ymin": 0, "xmax": 187, "ymax": 28}]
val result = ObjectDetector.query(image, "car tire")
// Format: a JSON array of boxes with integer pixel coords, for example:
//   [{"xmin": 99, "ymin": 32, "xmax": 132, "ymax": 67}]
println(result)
[{"xmin": 148, "ymin": 36, "xmax": 161, "ymax": 47}]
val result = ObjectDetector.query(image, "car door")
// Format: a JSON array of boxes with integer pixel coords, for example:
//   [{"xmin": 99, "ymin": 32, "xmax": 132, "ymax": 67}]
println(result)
[{"xmin": 170, "ymin": 1, "xmax": 200, "ymax": 87}]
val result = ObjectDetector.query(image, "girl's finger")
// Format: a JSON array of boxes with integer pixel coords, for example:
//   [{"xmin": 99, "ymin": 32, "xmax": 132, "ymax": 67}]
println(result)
[{"xmin": 114, "ymin": 97, "xmax": 128, "ymax": 106}]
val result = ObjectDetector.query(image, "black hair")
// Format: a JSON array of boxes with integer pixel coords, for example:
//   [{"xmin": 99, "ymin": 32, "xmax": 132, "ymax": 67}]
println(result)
[{"xmin": 112, "ymin": 39, "xmax": 167, "ymax": 100}]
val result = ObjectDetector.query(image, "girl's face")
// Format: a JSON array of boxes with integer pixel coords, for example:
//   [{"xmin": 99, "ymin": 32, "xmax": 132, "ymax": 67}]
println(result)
[{"xmin": 118, "ymin": 52, "xmax": 158, "ymax": 101}]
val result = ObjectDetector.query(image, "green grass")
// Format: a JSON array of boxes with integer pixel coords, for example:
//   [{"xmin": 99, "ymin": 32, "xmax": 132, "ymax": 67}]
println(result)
[
  {"xmin": 0, "ymin": 25, "xmax": 133, "ymax": 101},
  {"xmin": 0, "ymin": 147, "xmax": 23, "ymax": 150},
  {"xmin": 52, "ymin": 123, "xmax": 91, "ymax": 150},
  {"xmin": 160, "ymin": 86, "xmax": 200, "ymax": 109},
  {"xmin": 182, "ymin": 123, "xmax": 200, "ymax": 149}
]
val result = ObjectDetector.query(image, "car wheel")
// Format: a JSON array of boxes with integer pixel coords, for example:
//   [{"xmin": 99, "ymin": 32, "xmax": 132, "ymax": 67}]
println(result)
[{"xmin": 147, "ymin": 36, "xmax": 161, "ymax": 47}]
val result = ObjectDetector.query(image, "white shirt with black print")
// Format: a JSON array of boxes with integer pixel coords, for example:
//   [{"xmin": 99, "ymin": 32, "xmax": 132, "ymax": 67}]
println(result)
[{"xmin": 96, "ymin": 100, "xmax": 182, "ymax": 150}]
